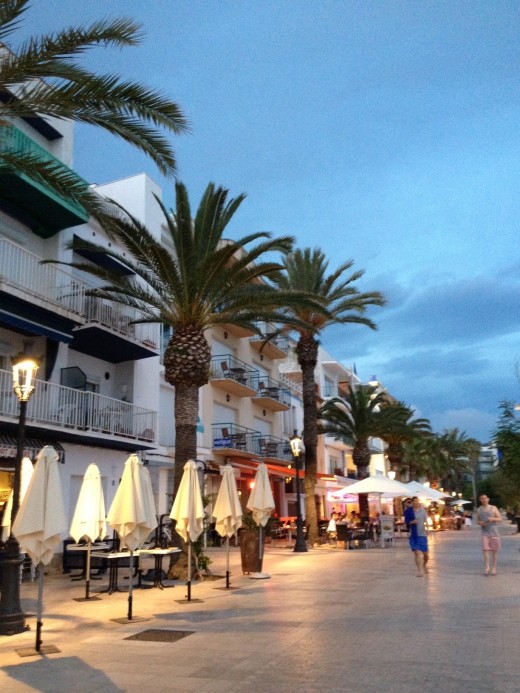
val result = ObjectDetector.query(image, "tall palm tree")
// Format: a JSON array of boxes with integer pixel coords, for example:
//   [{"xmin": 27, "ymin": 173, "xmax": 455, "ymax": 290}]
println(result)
[
  {"xmin": 319, "ymin": 385, "xmax": 391, "ymax": 520},
  {"xmin": 402, "ymin": 435, "xmax": 443, "ymax": 482},
  {"xmin": 54, "ymin": 182, "xmax": 321, "ymax": 496},
  {"xmin": 379, "ymin": 401, "xmax": 431, "ymax": 480},
  {"xmin": 0, "ymin": 0, "xmax": 188, "ymax": 217},
  {"xmin": 437, "ymin": 428, "xmax": 476, "ymax": 492},
  {"xmin": 271, "ymin": 248, "xmax": 385, "ymax": 545}
]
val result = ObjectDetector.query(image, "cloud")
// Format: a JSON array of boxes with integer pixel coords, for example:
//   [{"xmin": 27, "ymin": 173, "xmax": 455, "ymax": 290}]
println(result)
[
  {"xmin": 378, "ymin": 274, "xmax": 520, "ymax": 348},
  {"xmin": 322, "ymin": 265, "xmax": 519, "ymax": 441}
]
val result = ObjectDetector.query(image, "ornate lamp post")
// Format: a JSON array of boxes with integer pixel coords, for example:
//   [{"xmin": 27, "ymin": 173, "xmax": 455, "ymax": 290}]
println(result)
[
  {"xmin": 0, "ymin": 355, "xmax": 38, "ymax": 635},
  {"xmin": 289, "ymin": 431, "xmax": 308, "ymax": 553}
]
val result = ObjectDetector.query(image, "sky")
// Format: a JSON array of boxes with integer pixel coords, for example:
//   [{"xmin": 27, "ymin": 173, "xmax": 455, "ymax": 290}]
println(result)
[{"xmin": 14, "ymin": 0, "xmax": 520, "ymax": 442}]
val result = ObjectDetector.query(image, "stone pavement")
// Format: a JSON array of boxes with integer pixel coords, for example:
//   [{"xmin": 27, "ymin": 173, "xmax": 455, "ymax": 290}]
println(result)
[{"xmin": 1, "ymin": 525, "xmax": 519, "ymax": 693}]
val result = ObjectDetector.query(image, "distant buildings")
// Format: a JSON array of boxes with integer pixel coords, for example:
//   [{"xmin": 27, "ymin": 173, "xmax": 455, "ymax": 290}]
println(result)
[{"xmin": 475, "ymin": 444, "xmax": 499, "ymax": 481}]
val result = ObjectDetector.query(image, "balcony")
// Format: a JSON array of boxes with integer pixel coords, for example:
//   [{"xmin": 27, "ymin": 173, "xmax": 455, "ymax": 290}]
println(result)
[
  {"xmin": 210, "ymin": 355, "xmax": 258, "ymax": 397},
  {"xmin": 252, "ymin": 434, "xmax": 292, "ymax": 464},
  {"xmin": 0, "ymin": 238, "xmax": 85, "ymax": 342},
  {"xmin": 250, "ymin": 324, "xmax": 289, "ymax": 360},
  {"xmin": 0, "ymin": 123, "xmax": 89, "ymax": 236},
  {"xmin": 71, "ymin": 297, "xmax": 159, "ymax": 363},
  {"xmin": 322, "ymin": 382, "xmax": 351, "ymax": 399},
  {"xmin": 211, "ymin": 423, "xmax": 260, "ymax": 459},
  {"xmin": 220, "ymin": 323, "xmax": 256, "ymax": 338},
  {"xmin": 251, "ymin": 375, "xmax": 291, "ymax": 411},
  {"xmin": 0, "ymin": 239, "xmax": 159, "ymax": 359},
  {"xmin": 0, "ymin": 368, "xmax": 156, "ymax": 448}
]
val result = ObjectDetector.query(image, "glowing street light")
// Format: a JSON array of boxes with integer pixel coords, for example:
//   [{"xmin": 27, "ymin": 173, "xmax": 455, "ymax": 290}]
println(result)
[{"xmin": 0, "ymin": 355, "xmax": 39, "ymax": 635}]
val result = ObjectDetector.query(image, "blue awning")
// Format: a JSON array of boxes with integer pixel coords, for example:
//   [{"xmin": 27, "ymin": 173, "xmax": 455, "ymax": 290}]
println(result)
[{"xmin": 0, "ymin": 308, "xmax": 74, "ymax": 343}]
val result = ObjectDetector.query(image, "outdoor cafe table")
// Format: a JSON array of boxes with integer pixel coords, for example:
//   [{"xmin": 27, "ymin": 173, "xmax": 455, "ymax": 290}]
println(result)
[
  {"xmin": 138, "ymin": 547, "xmax": 181, "ymax": 589},
  {"xmin": 90, "ymin": 550, "xmax": 140, "ymax": 594},
  {"xmin": 65, "ymin": 542, "xmax": 111, "ymax": 580}
]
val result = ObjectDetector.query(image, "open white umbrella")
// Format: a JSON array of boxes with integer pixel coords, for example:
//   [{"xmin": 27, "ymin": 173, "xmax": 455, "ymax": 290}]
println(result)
[
  {"xmin": 70, "ymin": 463, "xmax": 106, "ymax": 600},
  {"xmin": 246, "ymin": 463, "xmax": 275, "ymax": 578},
  {"xmin": 406, "ymin": 480, "xmax": 449, "ymax": 502},
  {"xmin": 345, "ymin": 475, "xmax": 412, "ymax": 497},
  {"xmin": 170, "ymin": 459, "xmax": 204, "ymax": 601},
  {"xmin": 213, "ymin": 464, "xmax": 242, "ymax": 588},
  {"xmin": 341, "ymin": 475, "xmax": 411, "ymax": 548},
  {"xmin": 12, "ymin": 446, "xmax": 66, "ymax": 653},
  {"xmin": 1, "ymin": 456, "xmax": 33, "ymax": 541},
  {"xmin": 107, "ymin": 454, "xmax": 157, "ymax": 620}
]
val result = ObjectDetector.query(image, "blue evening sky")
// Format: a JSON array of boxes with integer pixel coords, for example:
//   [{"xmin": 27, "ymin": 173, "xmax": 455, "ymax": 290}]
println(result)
[{"xmin": 17, "ymin": 1, "xmax": 520, "ymax": 441}]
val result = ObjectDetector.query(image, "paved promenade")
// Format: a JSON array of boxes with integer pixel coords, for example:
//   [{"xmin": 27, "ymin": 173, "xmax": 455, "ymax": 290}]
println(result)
[{"xmin": 1, "ymin": 525, "xmax": 519, "ymax": 693}]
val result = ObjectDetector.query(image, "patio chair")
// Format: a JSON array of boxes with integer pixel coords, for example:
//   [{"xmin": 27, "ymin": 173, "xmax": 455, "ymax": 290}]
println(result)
[
  {"xmin": 257, "ymin": 438, "xmax": 268, "ymax": 456},
  {"xmin": 336, "ymin": 523, "xmax": 351, "ymax": 549}
]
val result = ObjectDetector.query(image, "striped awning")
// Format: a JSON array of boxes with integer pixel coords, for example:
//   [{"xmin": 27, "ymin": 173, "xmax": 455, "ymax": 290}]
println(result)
[{"xmin": 0, "ymin": 435, "xmax": 65, "ymax": 464}]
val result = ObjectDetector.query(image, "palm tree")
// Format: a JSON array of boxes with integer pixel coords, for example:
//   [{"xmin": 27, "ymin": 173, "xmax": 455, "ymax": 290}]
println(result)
[
  {"xmin": 319, "ymin": 385, "xmax": 390, "ymax": 520},
  {"xmin": 437, "ymin": 429, "xmax": 477, "ymax": 493},
  {"xmin": 0, "ymin": 0, "xmax": 188, "ymax": 217},
  {"xmin": 379, "ymin": 401, "xmax": 431, "ymax": 479},
  {"xmin": 271, "ymin": 248, "xmax": 385, "ymax": 545},
  {"xmin": 402, "ymin": 435, "xmax": 442, "ymax": 482},
  {"xmin": 54, "ymin": 181, "xmax": 321, "ymax": 504}
]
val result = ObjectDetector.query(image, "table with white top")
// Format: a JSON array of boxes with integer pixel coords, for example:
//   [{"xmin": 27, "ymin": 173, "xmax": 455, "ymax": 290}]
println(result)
[
  {"xmin": 90, "ymin": 550, "xmax": 140, "ymax": 594},
  {"xmin": 65, "ymin": 542, "xmax": 111, "ymax": 580},
  {"xmin": 138, "ymin": 547, "xmax": 181, "ymax": 588}
]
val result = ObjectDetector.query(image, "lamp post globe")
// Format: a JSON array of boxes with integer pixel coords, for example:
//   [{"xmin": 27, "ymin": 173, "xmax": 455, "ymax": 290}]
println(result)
[
  {"xmin": 0, "ymin": 355, "xmax": 38, "ymax": 636},
  {"xmin": 289, "ymin": 432, "xmax": 308, "ymax": 553}
]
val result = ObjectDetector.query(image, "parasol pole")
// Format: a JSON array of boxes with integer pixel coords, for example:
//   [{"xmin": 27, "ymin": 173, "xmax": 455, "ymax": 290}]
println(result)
[
  {"xmin": 127, "ymin": 549, "xmax": 134, "ymax": 620},
  {"xmin": 35, "ymin": 564, "xmax": 44, "ymax": 652},
  {"xmin": 186, "ymin": 540, "xmax": 192, "ymax": 601},
  {"xmin": 258, "ymin": 524, "xmax": 264, "ymax": 572},
  {"xmin": 226, "ymin": 535, "xmax": 230, "ymax": 589},
  {"xmin": 85, "ymin": 539, "xmax": 92, "ymax": 600}
]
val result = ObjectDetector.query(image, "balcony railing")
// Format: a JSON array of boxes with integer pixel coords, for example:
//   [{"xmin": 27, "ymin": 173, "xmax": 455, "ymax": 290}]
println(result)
[
  {"xmin": 0, "ymin": 238, "xmax": 86, "ymax": 315},
  {"xmin": 0, "ymin": 239, "xmax": 159, "ymax": 349},
  {"xmin": 250, "ymin": 323, "xmax": 290, "ymax": 359},
  {"xmin": 252, "ymin": 434, "xmax": 292, "ymax": 462},
  {"xmin": 210, "ymin": 355, "xmax": 258, "ymax": 390},
  {"xmin": 211, "ymin": 423, "xmax": 260, "ymax": 456},
  {"xmin": 251, "ymin": 375, "xmax": 291, "ymax": 409},
  {"xmin": 0, "ymin": 369, "xmax": 156, "ymax": 442},
  {"xmin": 81, "ymin": 295, "xmax": 159, "ymax": 348}
]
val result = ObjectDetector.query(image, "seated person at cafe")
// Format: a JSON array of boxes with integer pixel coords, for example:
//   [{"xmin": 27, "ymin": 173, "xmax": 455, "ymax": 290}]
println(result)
[{"xmin": 327, "ymin": 512, "xmax": 338, "ymax": 540}]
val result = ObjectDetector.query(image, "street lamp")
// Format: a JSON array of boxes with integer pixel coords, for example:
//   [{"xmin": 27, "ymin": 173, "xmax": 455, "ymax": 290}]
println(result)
[
  {"xmin": 289, "ymin": 431, "xmax": 308, "ymax": 553},
  {"xmin": 0, "ymin": 355, "xmax": 38, "ymax": 635}
]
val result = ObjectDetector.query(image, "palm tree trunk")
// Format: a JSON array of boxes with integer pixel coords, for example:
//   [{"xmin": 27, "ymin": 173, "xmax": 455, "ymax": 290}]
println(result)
[
  {"xmin": 353, "ymin": 441, "xmax": 371, "ymax": 521},
  {"xmin": 168, "ymin": 382, "xmax": 200, "ymax": 581},
  {"xmin": 173, "ymin": 383, "xmax": 199, "ymax": 490},
  {"xmin": 297, "ymin": 336, "xmax": 319, "ymax": 546}
]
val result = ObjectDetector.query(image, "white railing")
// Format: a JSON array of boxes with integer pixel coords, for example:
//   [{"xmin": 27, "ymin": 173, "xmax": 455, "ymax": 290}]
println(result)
[
  {"xmin": 0, "ymin": 238, "xmax": 159, "ymax": 348},
  {"xmin": 0, "ymin": 369, "xmax": 156, "ymax": 442},
  {"xmin": 0, "ymin": 238, "xmax": 85, "ymax": 314}
]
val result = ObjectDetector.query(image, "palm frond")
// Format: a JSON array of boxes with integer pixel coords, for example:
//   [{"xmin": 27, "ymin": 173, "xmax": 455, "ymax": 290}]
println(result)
[
  {"xmin": 0, "ymin": 6, "xmax": 188, "ymax": 176},
  {"xmin": 0, "ymin": 0, "xmax": 29, "ymax": 41}
]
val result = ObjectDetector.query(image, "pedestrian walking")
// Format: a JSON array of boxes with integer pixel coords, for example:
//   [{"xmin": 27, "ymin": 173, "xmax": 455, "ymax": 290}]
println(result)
[
  {"xmin": 475, "ymin": 493, "xmax": 501, "ymax": 575},
  {"xmin": 404, "ymin": 496, "xmax": 429, "ymax": 577}
]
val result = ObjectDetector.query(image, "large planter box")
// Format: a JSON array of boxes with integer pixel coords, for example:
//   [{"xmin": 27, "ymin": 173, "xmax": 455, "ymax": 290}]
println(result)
[{"xmin": 240, "ymin": 530, "xmax": 261, "ymax": 574}]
